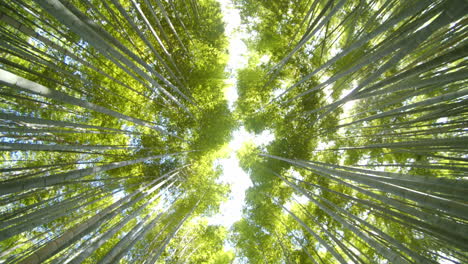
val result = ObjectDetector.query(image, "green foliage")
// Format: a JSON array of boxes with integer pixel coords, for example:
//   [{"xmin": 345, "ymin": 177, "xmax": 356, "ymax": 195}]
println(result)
[
  {"xmin": 0, "ymin": 0, "xmax": 234, "ymax": 262},
  {"xmin": 1, "ymin": 0, "xmax": 467, "ymax": 263},
  {"xmin": 232, "ymin": 0, "xmax": 468, "ymax": 263}
]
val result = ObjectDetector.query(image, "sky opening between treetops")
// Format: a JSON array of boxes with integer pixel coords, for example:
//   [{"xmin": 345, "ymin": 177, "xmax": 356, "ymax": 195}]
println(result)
[{"xmin": 0, "ymin": 0, "xmax": 467, "ymax": 263}]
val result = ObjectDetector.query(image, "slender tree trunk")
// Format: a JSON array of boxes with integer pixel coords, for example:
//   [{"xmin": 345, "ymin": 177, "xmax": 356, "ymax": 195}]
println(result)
[
  {"xmin": 272, "ymin": 197, "xmax": 347, "ymax": 264},
  {"xmin": 147, "ymin": 199, "xmax": 200, "ymax": 263},
  {"xmin": 16, "ymin": 175, "xmax": 168, "ymax": 264},
  {"xmin": 68, "ymin": 180, "xmax": 178, "ymax": 264},
  {"xmin": 0, "ymin": 152, "xmax": 181, "ymax": 195}
]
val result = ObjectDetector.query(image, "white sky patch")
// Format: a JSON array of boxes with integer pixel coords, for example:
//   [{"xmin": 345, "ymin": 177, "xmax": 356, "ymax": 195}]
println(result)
[
  {"xmin": 294, "ymin": 194, "xmax": 309, "ymax": 205},
  {"xmin": 436, "ymin": 117, "xmax": 448, "ymax": 123},
  {"xmin": 342, "ymin": 99, "xmax": 356, "ymax": 114},
  {"xmin": 211, "ymin": 1, "xmax": 276, "ymax": 260},
  {"xmin": 285, "ymin": 193, "xmax": 309, "ymax": 210},
  {"xmin": 210, "ymin": 0, "xmax": 262, "ymax": 230},
  {"xmin": 208, "ymin": 127, "xmax": 274, "ymax": 228},
  {"xmin": 208, "ymin": 127, "xmax": 274, "ymax": 261},
  {"xmin": 219, "ymin": 0, "xmax": 248, "ymax": 110},
  {"xmin": 338, "ymin": 81, "xmax": 358, "ymax": 126},
  {"xmin": 287, "ymin": 167, "xmax": 304, "ymax": 181},
  {"xmin": 316, "ymin": 140, "xmax": 335, "ymax": 151},
  {"xmin": 259, "ymin": 54, "xmax": 270, "ymax": 64},
  {"xmin": 322, "ymin": 84, "xmax": 334, "ymax": 104},
  {"xmin": 437, "ymin": 251, "xmax": 459, "ymax": 264}
]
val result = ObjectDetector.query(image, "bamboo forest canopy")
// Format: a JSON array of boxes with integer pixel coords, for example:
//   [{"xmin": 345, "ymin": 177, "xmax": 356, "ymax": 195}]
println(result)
[
  {"xmin": 0, "ymin": 0, "xmax": 234, "ymax": 263},
  {"xmin": 232, "ymin": 0, "xmax": 468, "ymax": 263},
  {"xmin": 0, "ymin": 0, "xmax": 467, "ymax": 263}
]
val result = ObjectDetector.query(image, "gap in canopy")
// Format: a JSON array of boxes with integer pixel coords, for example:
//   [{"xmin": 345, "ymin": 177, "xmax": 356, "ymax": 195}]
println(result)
[{"xmin": 207, "ymin": 0, "xmax": 275, "ymax": 259}]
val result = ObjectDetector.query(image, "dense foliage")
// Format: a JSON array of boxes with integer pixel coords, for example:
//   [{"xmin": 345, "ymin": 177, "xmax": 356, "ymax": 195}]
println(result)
[
  {"xmin": 0, "ymin": 0, "xmax": 235, "ymax": 263},
  {"xmin": 1, "ymin": 0, "xmax": 467, "ymax": 263},
  {"xmin": 232, "ymin": 0, "xmax": 468, "ymax": 263}
]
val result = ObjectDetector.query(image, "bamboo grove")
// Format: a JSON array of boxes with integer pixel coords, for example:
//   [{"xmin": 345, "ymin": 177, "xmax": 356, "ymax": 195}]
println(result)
[
  {"xmin": 0, "ymin": 0, "xmax": 235, "ymax": 263},
  {"xmin": 232, "ymin": 0, "xmax": 468, "ymax": 263},
  {"xmin": 0, "ymin": 0, "xmax": 467, "ymax": 264}
]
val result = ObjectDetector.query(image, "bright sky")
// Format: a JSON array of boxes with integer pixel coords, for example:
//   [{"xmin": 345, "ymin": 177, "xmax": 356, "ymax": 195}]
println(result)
[
  {"xmin": 207, "ymin": 0, "xmax": 248, "ymax": 228},
  {"xmin": 208, "ymin": 3, "xmax": 454, "ymax": 263},
  {"xmin": 219, "ymin": 0, "xmax": 247, "ymax": 110},
  {"xmin": 208, "ymin": 128, "xmax": 274, "ymax": 227},
  {"xmin": 210, "ymin": 1, "xmax": 358, "ymax": 260},
  {"xmin": 207, "ymin": 1, "xmax": 275, "ymax": 257}
]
